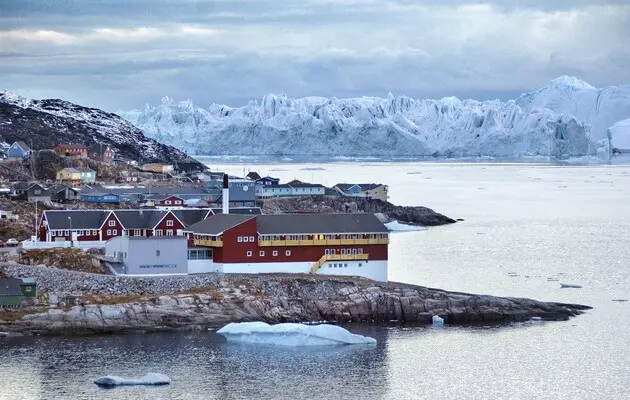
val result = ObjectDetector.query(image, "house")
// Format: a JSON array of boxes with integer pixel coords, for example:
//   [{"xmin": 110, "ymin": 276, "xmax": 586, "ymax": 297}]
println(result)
[
  {"xmin": 246, "ymin": 171, "xmax": 262, "ymax": 181},
  {"xmin": 256, "ymin": 176, "xmax": 280, "ymax": 186},
  {"xmin": 206, "ymin": 178, "xmax": 256, "ymax": 207},
  {"xmin": 184, "ymin": 213, "xmax": 389, "ymax": 281},
  {"xmin": 75, "ymin": 167, "xmax": 96, "ymax": 184},
  {"xmin": 56, "ymin": 168, "xmax": 82, "ymax": 186},
  {"xmin": 105, "ymin": 236, "xmax": 189, "ymax": 275},
  {"xmin": 257, "ymin": 181, "xmax": 325, "ymax": 198},
  {"xmin": 89, "ymin": 145, "xmax": 115, "ymax": 163},
  {"xmin": 0, "ymin": 277, "xmax": 37, "ymax": 308},
  {"xmin": 79, "ymin": 192, "xmax": 121, "ymax": 204},
  {"xmin": 141, "ymin": 195, "xmax": 186, "ymax": 208},
  {"xmin": 54, "ymin": 143, "xmax": 88, "ymax": 158},
  {"xmin": 35, "ymin": 208, "xmax": 216, "ymax": 245},
  {"xmin": 49, "ymin": 185, "xmax": 80, "ymax": 203},
  {"xmin": 10, "ymin": 182, "xmax": 51, "ymax": 202},
  {"xmin": 334, "ymin": 183, "xmax": 389, "ymax": 201},
  {"xmin": 7, "ymin": 141, "xmax": 32, "ymax": 158},
  {"xmin": 142, "ymin": 163, "xmax": 174, "ymax": 174}
]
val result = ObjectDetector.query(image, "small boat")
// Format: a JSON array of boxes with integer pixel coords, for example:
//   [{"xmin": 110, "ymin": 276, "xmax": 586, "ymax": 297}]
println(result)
[{"xmin": 560, "ymin": 283, "xmax": 582, "ymax": 289}]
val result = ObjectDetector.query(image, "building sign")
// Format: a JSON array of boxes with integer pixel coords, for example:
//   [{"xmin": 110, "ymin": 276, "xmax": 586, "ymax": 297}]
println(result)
[{"xmin": 139, "ymin": 264, "xmax": 177, "ymax": 269}]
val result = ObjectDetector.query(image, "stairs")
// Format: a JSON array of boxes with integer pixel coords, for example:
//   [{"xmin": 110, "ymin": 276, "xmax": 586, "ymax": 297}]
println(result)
[{"xmin": 309, "ymin": 253, "xmax": 369, "ymax": 274}]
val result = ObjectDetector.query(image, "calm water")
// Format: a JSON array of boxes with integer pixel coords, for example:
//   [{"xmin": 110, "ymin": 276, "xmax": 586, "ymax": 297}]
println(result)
[{"xmin": 1, "ymin": 162, "xmax": 629, "ymax": 400}]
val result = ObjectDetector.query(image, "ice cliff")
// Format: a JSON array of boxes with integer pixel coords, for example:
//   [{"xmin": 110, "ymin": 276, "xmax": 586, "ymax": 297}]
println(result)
[{"xmin": 118, "ymin": 76, "xmax": 630, "ymax": 159}]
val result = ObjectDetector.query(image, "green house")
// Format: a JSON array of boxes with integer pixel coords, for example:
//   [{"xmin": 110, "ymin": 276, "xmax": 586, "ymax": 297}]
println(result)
[{"xmin": 0, "ymin": 277, "xmax": 37, "ymax": 308}]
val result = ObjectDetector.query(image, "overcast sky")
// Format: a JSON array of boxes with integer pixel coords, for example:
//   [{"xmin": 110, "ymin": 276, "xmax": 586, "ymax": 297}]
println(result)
[{"xmin": 1, "ymin": 0, "xmax": 629, "ymax": 111}]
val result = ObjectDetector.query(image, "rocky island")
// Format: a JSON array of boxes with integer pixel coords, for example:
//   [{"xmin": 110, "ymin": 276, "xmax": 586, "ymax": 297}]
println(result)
[{"xmin": 0, "ymin": 263, "xmax": 590, "ymax": 336}]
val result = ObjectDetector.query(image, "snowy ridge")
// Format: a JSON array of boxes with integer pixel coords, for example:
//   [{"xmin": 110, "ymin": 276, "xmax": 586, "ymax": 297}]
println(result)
[
  {"xmin": 0, "ymin": 91, "xmax": 203, "ymax": 169},
  {"xmin": 118, "ymin": 76, "xmax": 629, "ymax": 159}
]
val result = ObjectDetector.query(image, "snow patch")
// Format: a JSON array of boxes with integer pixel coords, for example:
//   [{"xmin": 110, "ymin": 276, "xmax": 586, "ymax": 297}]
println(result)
[
  {"xmin": 94, "ymin": 373, "xmax": 171, "ymax": 387},
  {"xmin": 217, "ymin": 322, "xmax": 376, "ymax": 346}
]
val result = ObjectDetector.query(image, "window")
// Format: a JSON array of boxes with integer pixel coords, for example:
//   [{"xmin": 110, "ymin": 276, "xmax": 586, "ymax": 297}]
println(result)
[
  {"xmin": 155, "ymin": 229, "xmax": 163, "ymax": 236},
  {"xmin": 134, "ymin": 229, "xmax": 141, "ymax": 236},
  {"xmin": 249, "ymin": 236, "xmax": 254, "ymax": 242},
  {"xmin": 51, "ymin": 231, "xmax": 56, "ymax": 236},
  {"xmin": 92, "ymin": 230, "xmax": 98, "ymax": 236},
  {"xmin": 247, "ymin": 251, "xmax": 252, "ymax": 257},
  {"xmin": 352, "ymin": 249, "xmax": 357, "ymax": 254},
  {"xmin": 285, "ymin": 250, "xmax": 291, "ymax": 256},
  {"xmin": 259, "ymin": 250, "xmax": 265, "ymax": 256},
  {"xmin": 165, "ymin": 200, "xmax": 172, "ymax": 205},
  {"xmin": 273, "ymin": 250, "xmax": 278, "ymax": 256},
  {"xmin": 166, "ymin": 230, "xmax": 173, "ymax": 236},
  {"xmin": 64, "ymin": 230, "xmax": 69, "ymax": 236},
  {"xmin": 106, "ymin": 229, "xmax": 111, "ymax": 236},
  {"xmin": 166, "ymin": 220, "xmax": 174, "ymax": 227},
  {"xmin": 358, "ymin": 248, "xmax": 363, "ymax": 254},
  {"xmin": 324, "ymin": 249, "xmax": 330, "ymax": 255},
  {"xmin": 243, "ymin": 236, "xmax": 249, "ymax": 242},
  {"xmin": 108, "ymin": 220, "xmax": 115, "ymax": 226},
  {"xmin": 344, "ymin": 263, "xmax": 348, "ymax": 268},
  {"xmin": 359, "ymin": 263, "xmax": 362, "ymax": 267},
  {"xmin": 175, "ymin": 200, "xmax": 181, "ymax": 205},
  {"xmin": 124, "ymin": 252, "xmax": 127, "ymax": 259},
  {"xmin": 156, "ymin": 250, "xmax": 161, "ymax": 256},
  {"xmin": 237, "ymin": 236, "xmax": 243, "ymax": 242},
  {"xmin": 341, "ymin": 249, "xmax": 346, "ymax": 255},
  {"xmin": 111, "ymin": 230, "xmax": 118, "ymax": 236}
]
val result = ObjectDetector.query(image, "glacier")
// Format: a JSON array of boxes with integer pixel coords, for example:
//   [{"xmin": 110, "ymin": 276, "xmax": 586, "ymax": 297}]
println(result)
[
  {"xmin": 216, "ymin": 322, "xmax": 377, "ymax": 346},
  {"xmin": 118, "ymin": 76, "xmax": 630, "ymax": 159}
]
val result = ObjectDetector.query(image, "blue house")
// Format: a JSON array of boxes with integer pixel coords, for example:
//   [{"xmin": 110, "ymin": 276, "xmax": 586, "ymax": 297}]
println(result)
[
  {"xmin": 7, "ymin": 141, "xmax": 32, "ymax": 158},
  {"xmin": 80, "ymin": 192, "xmax": 121, "ymax": 204}
]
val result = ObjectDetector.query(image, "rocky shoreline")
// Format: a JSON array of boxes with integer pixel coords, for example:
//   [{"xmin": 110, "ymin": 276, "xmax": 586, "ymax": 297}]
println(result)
[
  {"xmin": 0, "ymin": 263, "xmax": 590, "ymax": 336},
  {"xmin": 261, "ymin": 195, "xmax": 457, "ymax": 226}
]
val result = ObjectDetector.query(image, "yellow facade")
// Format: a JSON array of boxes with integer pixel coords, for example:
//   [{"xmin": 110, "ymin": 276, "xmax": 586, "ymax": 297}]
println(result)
[
  {"xmin": 364, "ymin": 185, "xmax": 389, "ymax": 201},
  {"xmin": 56, "ymin": 168, "xmax": 81, "ymax": 183}
]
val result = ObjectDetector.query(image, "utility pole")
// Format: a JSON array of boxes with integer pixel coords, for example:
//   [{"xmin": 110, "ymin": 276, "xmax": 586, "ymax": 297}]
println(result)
[{"xmin": 34, "ymin": 199, "xmax": 37, "ymax": 241}]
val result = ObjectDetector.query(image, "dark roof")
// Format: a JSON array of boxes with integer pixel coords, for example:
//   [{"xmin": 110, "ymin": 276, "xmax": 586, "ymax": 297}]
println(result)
[
  {"xmin": 80, "ymin": 192, "xmax": 120, "ymax": 197},
  {"xmin": 75, "ymin": 167, "xmax": 94, "ymax": 173},
  {"xmin": 256, "ymin": 213, "xmax": 388, "ymax": 235},
  {"xmin": 0, "ymin": 278, "xmax": 23, "ymax": 296},
  {"xmin": 263, "ymin": 184, "xmax": 292, "ymax": 189},
  {"xmin": 43, "ymin": 210, "xmax": 109, "ymax": 229},
  {"xmin": 14, "ymin": 141, "xmax": 31, "ymax": 151},
  {"xmin": 48, "ymin": 184, "xmax": 79, "ymax": 194},
  {"xmin": 210, "ymin": 207, "xmax": 262, "ymax": 215},
  {"xmin": 288, "ymin": 181, "xmax": 325, "ymax": 188},
  {"xmin": 185, "ymin": 214, "xmax": 255, "ymax": 235},
  {"xmin": 171, "ymin": 209, "xmax": 213, "ymax": 227},
  {"xmin": 246, "ymin": 172, "xmax": 262, "ymax": 180},
  {"xmin": 112, "ymin": 210, "xmax": 166, "ymax": 229}
]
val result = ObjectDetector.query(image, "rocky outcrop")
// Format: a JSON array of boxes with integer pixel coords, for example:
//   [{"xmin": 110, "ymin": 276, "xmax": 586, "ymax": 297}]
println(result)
[
  {"xmin": 262, "ymin": 195, "xmax": 456, "ymax": 226},
  {"xmin": 0, "ymin": 264, "xmax": 590, "ymax": 335}
]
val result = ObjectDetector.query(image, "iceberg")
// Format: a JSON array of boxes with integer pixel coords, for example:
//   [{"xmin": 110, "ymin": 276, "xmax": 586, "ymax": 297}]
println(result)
[
  {"xmin": 608, "ymin": 119, "xmax": 630, "ymax": 153},
  {"xmin": 93, "ymin": 373, "xmax": 171, "ymax": 387},
  {"xmin": 560, "ymin": 283, "xmax": 583, "ymax": 289},
  {"xmin": 117, "ymin": 76, "xmax": 630, "ymax": 159},
  {"xmin": 385, "ymin": 220, "xmax": 427, "ymax": 232},
  {"xmin": 432, "ymin": 315, "xmax": 445, "ymax": 326},
  {"xmin": 216, "ymin": 322, "xmax": 377, "ymax": 346}
]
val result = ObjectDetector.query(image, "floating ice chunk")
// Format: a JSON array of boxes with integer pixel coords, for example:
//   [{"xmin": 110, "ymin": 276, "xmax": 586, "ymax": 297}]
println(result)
[
  {"xmin": 217, "ymin": 322, "xmax": 376, "ymax": 346},
  {"xmin": 560, "ymin": 283, "xmax": 583, "ymax": 289},
  {"xmin": 432, "ymin": 315, "xmax": 444, "ymax": 326},
  {"xmin": 94, "ymin": 373, "xmax": 171, "ymax": 387},
  {"xmin": 385, "ymin": 221, "xmax": 427, "ymax": 232}
]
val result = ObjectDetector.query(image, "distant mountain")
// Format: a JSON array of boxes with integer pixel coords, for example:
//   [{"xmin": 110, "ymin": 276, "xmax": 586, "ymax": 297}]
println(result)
[
  {"xmin": 117, "ymin": 76, "xmax": 630, "ymax": 159},
  {"xmin": 0, "ymin": 92, "xmax": 205, "ymax": 171}
]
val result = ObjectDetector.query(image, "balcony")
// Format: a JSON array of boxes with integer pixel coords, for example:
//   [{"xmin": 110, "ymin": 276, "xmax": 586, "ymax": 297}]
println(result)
[
  {"xmin": 310, "ymin": 253, "xmax": 370, "ymax": 273},
  {"xmin": 194, "ymin": 239, "xmax": 223, "ymax": 247},
  {"xmin": 258, "ymin": 238, "xmax": 389, "ymax": 247}
]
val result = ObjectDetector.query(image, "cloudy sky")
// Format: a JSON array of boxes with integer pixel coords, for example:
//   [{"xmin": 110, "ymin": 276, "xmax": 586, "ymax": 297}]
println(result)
[{"xmin": 1, "ymin": 0, "xmax": 629, "ymax": 111}]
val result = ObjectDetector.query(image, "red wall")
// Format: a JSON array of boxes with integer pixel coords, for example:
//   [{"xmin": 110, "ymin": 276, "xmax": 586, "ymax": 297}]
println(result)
[
  {"xmin": 214, "ymin": 218, "xmax": 388, "ymax": 263},
  {"xmin": 157, "ymin": 196, "xmax": 185, "ymax": 206},
  {"xmin": 154, "ymin": 212, "xmax": 185, "ymax": 235},
  {"xmin": 101, "ymin": 212, "xmax": 124, "ymax": 241}
]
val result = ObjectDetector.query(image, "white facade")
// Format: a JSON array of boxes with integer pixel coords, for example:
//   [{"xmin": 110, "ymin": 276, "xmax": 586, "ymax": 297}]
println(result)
[{"xmin": 105, "ymin": 236, "xmax": 188, "ymax": 275}]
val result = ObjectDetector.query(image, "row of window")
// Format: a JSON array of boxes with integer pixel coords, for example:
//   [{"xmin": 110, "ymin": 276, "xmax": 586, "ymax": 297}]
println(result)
[
  {"xmin": 237, "ymin": 236, "xmax": 256, "ymax": 243},
  {"xmin": 246, "ymin": 250, "xmax": 291, "ymax": 257},
  {"xmin": 154, "ymin": 229, "xmax": 175, "ymax": 236},
  {"xmin": 51, "ymin": 230, "xmax": 99, "ymax": 237},
  {"xmin": 329, "ymin": 263, "xmax": 363, "ymax": 268},
  {"xmin": 162, "ymin": 200, "xmax": 182, "ymax": 205},
  {"xmin": 324, "ymin": 248, "xmax": 364, "ymax": 255},
  {"xmin": 109, "ymin": 220, "xmax": 174, "ymax": 227},
  {"xmin": 188, "ymin": 249, "xmax": 212, "ymax": 260},
  {"xmin": 258, "ymin": 233, "xmax": 388, "ymax": 241}
]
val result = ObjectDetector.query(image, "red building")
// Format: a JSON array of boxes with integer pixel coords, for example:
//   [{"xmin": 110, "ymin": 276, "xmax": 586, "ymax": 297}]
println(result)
[
  {"xmin": 54, "ymin": 143, "xmax": 88, "ymax": 158},
  {"xmin": 143, "ymin": 195, "xmax": 187, "ymax": 207},
  {"xmin": 89, "ymin": 146, "xmax": 116, "ymax": 163},
  {"xmin": 185, "ymin": 213, "xmax": 389, "ymax": 281}
]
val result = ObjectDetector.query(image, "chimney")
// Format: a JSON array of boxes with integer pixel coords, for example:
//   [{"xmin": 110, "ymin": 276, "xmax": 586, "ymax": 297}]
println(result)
[{"xmin": 222, "ymin": 174, "xmax": 229, "ymax": 214}]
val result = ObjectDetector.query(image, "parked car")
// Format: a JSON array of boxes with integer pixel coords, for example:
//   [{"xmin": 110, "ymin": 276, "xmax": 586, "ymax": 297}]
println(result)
[{"xmin": 6, "ymin": 238, "xmax": 19, "ymax": 247}]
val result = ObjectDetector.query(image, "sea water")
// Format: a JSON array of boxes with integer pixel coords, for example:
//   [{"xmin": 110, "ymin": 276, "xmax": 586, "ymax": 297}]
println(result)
[{"xmin": 1, "ymin": 162, "xmax": 628, "ymax": 399}]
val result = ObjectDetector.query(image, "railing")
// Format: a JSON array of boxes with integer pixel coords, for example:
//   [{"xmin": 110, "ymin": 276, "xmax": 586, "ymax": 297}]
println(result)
[
  {"xmin": 310, "ymin": 253, "xmax": 369, "ymax": 274},
  {"xmin": 259, "ymin": 238, "xmax": 389, "ymax": 247},
  {"xmin": 194, "ymin": 239, "xmax": 223, "ymax": 247}
]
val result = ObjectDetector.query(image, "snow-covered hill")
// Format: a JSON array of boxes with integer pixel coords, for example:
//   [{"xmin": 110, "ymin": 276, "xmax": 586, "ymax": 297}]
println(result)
[
  {"xmin": 118, "ymin": 76, "xmax": 630, "ymax": 159},
  {"xmin": 0, "ymin": 92, "xmax": 204, "ymax": 170}
]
